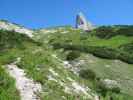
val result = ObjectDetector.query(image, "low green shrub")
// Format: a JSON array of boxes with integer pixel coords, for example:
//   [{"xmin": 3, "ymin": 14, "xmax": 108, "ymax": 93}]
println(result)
[
  {"xmin": 92, "ymin": 25, "xmax": 133, "ymax": 39},
  {"xmin": 97, "ymin": 79, "xmax": 121, "ymax": 97},
  {"xmin": 0, "ymin": 30, "xmax": 40, "ymax": 50},
  {"xmin": 93, "ymin": 26, "xmax": 116, "ymax": 39},
  {"xmin": 112, "ymin": 87, "xmax": 121, "ymax": 94},
  {"xmin": 97, "ymin": 80, "xmax": 108, "ymax": 97},
  {"xmin": 52, "ymin": 43, "xmax": 133, "ymax": 64},
  {"xmin": 79, "ymin": 69, "xmax": 96, "ymax": 80},
  {"xmin": 117, "ymin": 26, "xmax": 133, "ymax": 36},
  {"xmin": 66, "ymin": 51, "xmax": 80, "ymax": 61}
]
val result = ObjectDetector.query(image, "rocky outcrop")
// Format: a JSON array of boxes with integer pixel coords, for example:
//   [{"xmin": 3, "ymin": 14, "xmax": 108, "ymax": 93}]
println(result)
[
  {"xmin": 0, "ymin": 20, "xmax": 33, "ymax": 37},
  {"xmin": 76, "ymin": 12, "xmax": 94, "ymax": 31},
  {"xmin": 99, "ymin": 79, "xmax": 120, "ymax": 90}
]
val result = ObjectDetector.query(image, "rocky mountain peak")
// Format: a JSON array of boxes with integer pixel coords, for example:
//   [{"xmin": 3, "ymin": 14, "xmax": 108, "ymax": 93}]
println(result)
[{"xmin": 76, "ymin": 12, "xmax": 94, "ymax": 31}]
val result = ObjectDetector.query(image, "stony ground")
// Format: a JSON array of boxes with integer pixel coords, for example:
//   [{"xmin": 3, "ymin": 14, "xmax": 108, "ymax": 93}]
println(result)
[{"xmin": 5, "ymin": 64, "xmax": 42, "ymax": 100}]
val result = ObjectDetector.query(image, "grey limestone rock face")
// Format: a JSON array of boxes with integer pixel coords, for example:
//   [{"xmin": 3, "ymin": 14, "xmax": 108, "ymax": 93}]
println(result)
[
  {"xmin": 100, "ymin": 79, "xmax": 120, "ymax": 90},
  {"xmin": 76, "ymin": 12, "xmax": 93, "ymax": 31}
]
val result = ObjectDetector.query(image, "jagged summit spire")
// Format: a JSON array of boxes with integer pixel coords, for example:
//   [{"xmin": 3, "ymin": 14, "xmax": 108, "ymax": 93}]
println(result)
[
  {"xmin": 76, "ymin": 12, "xmax": 93, "ymax": 31},
  {"xmin": 78, "ymin": 12, "xmax": 86, "ymax": 18}
]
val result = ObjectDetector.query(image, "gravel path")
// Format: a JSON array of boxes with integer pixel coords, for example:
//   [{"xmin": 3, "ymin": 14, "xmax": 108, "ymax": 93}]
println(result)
[{"xmin": 5, "ymin": 64, "xmax": 42, "ymax": 100}]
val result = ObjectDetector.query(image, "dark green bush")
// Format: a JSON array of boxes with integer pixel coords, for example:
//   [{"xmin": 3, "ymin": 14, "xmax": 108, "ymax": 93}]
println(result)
[
  {"xmin": 93, "ymin": 26, "xmax": 116, "ymax": 39},
  {"xmin": 96, "ymin": 79, "xmax": 121, "ymax": 97},
  {"xmin": 0, "ymin": 30, "xmax": 39, "ymax": 50},
  {"xmin": 119, "ymin": 42, "xmax": 133, "ymax": 54},
  {"xmin": 66, "ymin": 51, "xmax": 80, "ymax": 61},
  {"xmin": 53, "ymin": 43, "xmax": 118, "ymax": 59},
  {"xmin": 97, "ymin": 81, "xmax": 108, "ymax": 97},
  {"xmin": 90, "ymin": 47, "xmax": 119, "ymax": 59},
  {"xmin": 52, "ymin": 43, "xmax": 133, "ymax": 64},
  {"xmin": 118, "ymin": 52, "xmax": 133, "ymax": 64},
  {"xmin": 79, "ymin": 69, "xmax": 96, "ymax": 80},
  {"xmin": 117, "ymin": 26, "xmax": 133, "ymax": 36},
  {"xmin": 92, "ymin": 25, "xmax": 133, "ymax": 39},
  {"xmin": 112, "ymin": 87, "xmax": 120, "ymax": 94}
]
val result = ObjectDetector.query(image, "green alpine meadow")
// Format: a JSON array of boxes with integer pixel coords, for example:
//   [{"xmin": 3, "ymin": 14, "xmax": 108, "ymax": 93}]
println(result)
[{"xmin": 0, "ymin": 18, "xmax": 133, "ymax": 100}]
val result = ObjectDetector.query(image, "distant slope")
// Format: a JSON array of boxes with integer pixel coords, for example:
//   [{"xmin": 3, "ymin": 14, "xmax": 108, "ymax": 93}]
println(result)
[
  {"xmin": 38, "ymin": 25, "xmax": 133, "ymax": 64},
  {"xmin": 0, "ymin": 30, "xmax": 37, "ymax": 51},
  {"xmin": 78, "ymin": 53, "xmax": 133, "ymax": 97},
  {"xmin": 0, "ymin": 20, "xmax": 34, "ymax": 37},
  {"xmin": 0, "ymin": 25, "xmax": 98, "ymax": 100}
]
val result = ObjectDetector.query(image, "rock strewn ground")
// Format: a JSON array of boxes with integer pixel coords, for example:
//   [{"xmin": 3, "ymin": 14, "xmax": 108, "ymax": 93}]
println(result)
[{"xmin": 5, "ymin": 64, "xmax": 42, "ymax": 100}]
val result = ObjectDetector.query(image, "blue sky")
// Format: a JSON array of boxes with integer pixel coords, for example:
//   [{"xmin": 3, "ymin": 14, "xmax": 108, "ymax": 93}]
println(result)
[{"xmin": 0, "ymin": 0, "xmax": 133, "ymax": 28}]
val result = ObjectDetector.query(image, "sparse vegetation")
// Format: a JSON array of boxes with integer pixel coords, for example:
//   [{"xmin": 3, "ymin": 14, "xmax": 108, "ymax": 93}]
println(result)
[{"xmin": 0, "ymin": 24, "xmax": 133, "ymax": 100}]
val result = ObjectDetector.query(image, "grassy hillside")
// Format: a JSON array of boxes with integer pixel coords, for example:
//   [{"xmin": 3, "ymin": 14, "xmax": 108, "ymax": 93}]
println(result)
[
  {"xmin": 0, "ymin": 30, "xmax": 97, "ymax": 99},
  {"xmin": 0, "ymin": 30, "xmax": 40, "ymax": 100},
  {"xmin": 34, "ymin": 25, "xmax": 133, "ymax": 99},
  {"xmin": 0, "ymin": 25, "xmax": 133, "ymax": 100},
  {"xmin": 0, "ymin": 30, "xmax": 36, "ymax": 51},
  {"xmin": 38, "ymin": 25, "xmax": 133, "ymax": 64}
]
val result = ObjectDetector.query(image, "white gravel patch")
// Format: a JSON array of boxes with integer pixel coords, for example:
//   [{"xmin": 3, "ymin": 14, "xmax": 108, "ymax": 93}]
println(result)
[
  {"xmin": 105, "ymin": 64, "xmax": 111, "ymax": 68},
  {"xmin": 51, "ymin": 54, "xmax": 58, "ymax": 59},
  {"xmin": 49, "ymin": 68, "xmax": 59, "ymax": 76},
  {"xmin": 64, "ymin": 81, "xmax": 95, "ymax": 99},
  {"xmin": 5, "ymin": 64, "xmax": 42, "ymax": 100},
  {"xmin": 40, "ymin": 29, "xmax": 58, "ymax": 34},
  {"xmin": 66, "ymin": 77, "xmax": 74, "ymax": 81},
  {"xmin": 61, "ymin": 31, "xmax": 69, "ymax": 34},
  {"xmin": 63, "ymin": 61, "xmax": 80, "ymax": 75},
  {"xmin": 47, "ymin": 75, "xmax": 58, "ymax": 82},
  {"xmin": 95, "ymin": 95, "xmax": 100, "ymax": 100},
  {"xmin": 71, "ymin": 82, "xmax": 90, "ymax": 96},
  {"xmin": 64, "ymin": 86, "xmax": 72, "ymax": 94}
]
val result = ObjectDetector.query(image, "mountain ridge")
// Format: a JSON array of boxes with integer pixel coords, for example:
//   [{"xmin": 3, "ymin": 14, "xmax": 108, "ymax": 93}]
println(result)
[{"xmin": 0, "ymin": 20, "xmax": 34, "ymax": 37}]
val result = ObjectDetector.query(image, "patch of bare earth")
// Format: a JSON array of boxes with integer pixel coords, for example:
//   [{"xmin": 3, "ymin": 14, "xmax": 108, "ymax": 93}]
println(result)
[{"xmin": 5, "ymin": 64, "xmax": 42, "ymax": 100}]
